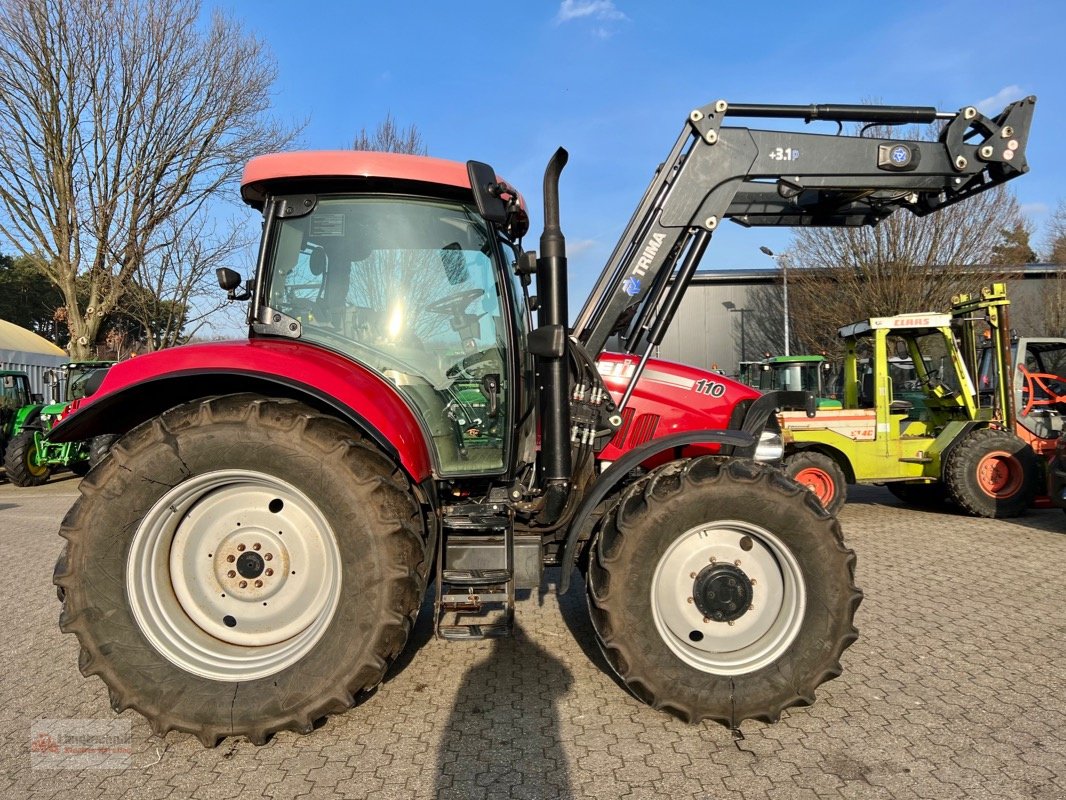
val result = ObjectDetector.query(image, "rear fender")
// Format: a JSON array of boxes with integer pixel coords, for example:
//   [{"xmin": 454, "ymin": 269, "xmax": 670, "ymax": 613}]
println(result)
[{"xmin": 48, "ymin": 340, "xmax": 434, "ymax": 482}]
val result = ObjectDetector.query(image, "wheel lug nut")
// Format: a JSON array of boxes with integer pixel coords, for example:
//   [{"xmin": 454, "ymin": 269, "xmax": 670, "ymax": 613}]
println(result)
[
  {"xmin": 253, "ymin": 543, "xmax": 261, "ymax": 551},
  {"xmin": 254, "ymin": 580, "xmax": 263, "ymax": 588},
  {"xmin": 265, "ymin": 568, "xmax": 274, "ymax": 576},
  {"xmin": 687, "ymin": 597, "xmax": 694, "ymax": 604},
  {"xmin": 237, "ymin": 544, "xmax": 246, "ymax": 552},
  {"xmin": 708, "ymin": 556, "xmax": 716, "ymax": 563},
  {"xmin": 703, "ymin": 617, "xmax": 710, "ymax": 623},
  {"xmin": 264, "ymin": 553, "xmax": 273, "ymax": 561},
  {"xmin": 226, "ymin": 555, "xmax": 235, "ymax": 563},
  {"xmin": 734, "ymin": 559, "xmax": 741, "ymax": 566},
  {"xmin": 227, "ymin": 570, "xmax": 236, "ymax": 578},
  {"xmin": 689, "ymin": 572, "xmax": 696, "ymax": 579},
  {"xmin": 239, "ymin": 580, "xmax": 248, "ymax": 588}
]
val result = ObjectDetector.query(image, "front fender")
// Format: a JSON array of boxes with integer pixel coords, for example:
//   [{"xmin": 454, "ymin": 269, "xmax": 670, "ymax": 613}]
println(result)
[
  {"xmin": 558, "ymin": 428, "xmax": 756, "ymax": 595},
  {"xmin": 49, "ymin": 339, "xmax": 434, "ymax": 481}
]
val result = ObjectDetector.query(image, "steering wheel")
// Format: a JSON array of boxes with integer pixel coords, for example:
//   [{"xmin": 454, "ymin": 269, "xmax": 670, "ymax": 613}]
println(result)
[{"xmin": 425, "ymin": 288, "xmax": 485, "ymax": 317}]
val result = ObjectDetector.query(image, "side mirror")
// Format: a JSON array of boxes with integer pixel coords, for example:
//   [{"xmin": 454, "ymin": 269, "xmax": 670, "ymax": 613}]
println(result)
[
  {"xmin": 42, "ymin": 370, "xmax": 55, "ymax": 385},
  {"xmin": 31, "ymin": 393, "xmax": 43, "ymax": 404},
  {"xmin": 466, "ymin": 161, "xmax": 507, "ymax": 225},
  {"xmin": 216, "ymin": 268, "xmax": 251, "ymax": 301}
]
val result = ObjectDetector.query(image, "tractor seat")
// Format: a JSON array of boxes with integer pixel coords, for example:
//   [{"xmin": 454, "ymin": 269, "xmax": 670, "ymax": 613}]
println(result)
[{"xmin": 889, "ymin": 398, "xmax": 913, "ymax": 413}]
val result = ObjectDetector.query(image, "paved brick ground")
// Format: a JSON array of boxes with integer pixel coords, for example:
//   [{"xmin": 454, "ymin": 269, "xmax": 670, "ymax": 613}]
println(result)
[{"xmin": 1, "ymin": 475, "xmax": 1064, "ymax": 799}]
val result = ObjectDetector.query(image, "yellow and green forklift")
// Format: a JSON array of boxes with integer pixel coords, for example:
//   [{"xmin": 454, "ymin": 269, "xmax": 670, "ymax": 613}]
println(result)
[{"xmin": 780, "ymin": 284, "xmax": 1066, "ymax": 516}]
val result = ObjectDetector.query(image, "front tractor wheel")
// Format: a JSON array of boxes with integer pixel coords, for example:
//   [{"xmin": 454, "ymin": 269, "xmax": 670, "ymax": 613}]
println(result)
[
  {"xmin": 944, "ymin": 428, "xmax": 1036, "ymax": 518},
  {"xmin": 3, "ymin": 430, "xmax": 51, "ymax": 487},
  {"xmin": 784, "ymin": 451, "xmax": 846, "ymax": 515},
  {"xmin": 53, "ymin": 394, "xmax": 429, "ymax": 746},
  {"xmin": 587, "ymin": 458, "xmax": 861, "ymax": 728}
]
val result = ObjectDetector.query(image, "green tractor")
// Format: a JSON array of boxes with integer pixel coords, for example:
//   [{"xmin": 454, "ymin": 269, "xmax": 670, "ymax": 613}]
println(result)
[
  {"xmin": 3, "ymin": 361, "xmax": 115, "ymax": 486},
  {"xmin": 779, "ymin": 284, "xmax": 1065, "ymax": 517},
  {"xmin": 754, "ymin": 354, "xmax": 841, "ymax": 409},
  {"xmin": 1, "ymin": 370, "xmax": 37, "ymax": 465}
]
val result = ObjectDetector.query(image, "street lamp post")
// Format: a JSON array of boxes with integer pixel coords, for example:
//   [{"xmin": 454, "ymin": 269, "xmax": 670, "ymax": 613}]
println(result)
[
  {"xmin": 722, "ymin": 301, "xmax": 750, "ymax": 371},
  {"xmin": 760, "ymin": 246, "xmax": 790, "ymax": 356}
]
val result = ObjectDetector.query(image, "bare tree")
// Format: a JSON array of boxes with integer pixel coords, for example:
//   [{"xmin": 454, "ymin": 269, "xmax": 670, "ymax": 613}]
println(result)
[
  {"xmin": 352, "ymin": 113, "xmax": 427, "ymax": 155},
  {"xmin": 121, "ymin": 217, "xmax": 249, "ymax": 350},
  {"xmin": 1046, "ymin": 200, "xmax": 1066, "ymax": 264},
  {"xmin": 0, "ymin": 0, "xmax": 297, "ymax": 358},
  {"xmin": 784, "ymin": 185, "xmax": 1025, "ymax": 358}
]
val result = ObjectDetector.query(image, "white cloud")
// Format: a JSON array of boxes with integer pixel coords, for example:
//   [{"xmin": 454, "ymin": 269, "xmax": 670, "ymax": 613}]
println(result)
[
  {"xmin": 976, "ymin": 85, "xmax": 1025, "ymax": 117},
  {"xmin": 556, "ymin": 0, "xmax": 627, "ymax": 24},
  {"xmin": 1020, "ymin": 202, "xmax": 1049, "ymax": 218},
  {"xmin": 566, "ymin": 238, "xmax": 599, "ymax": 256}
]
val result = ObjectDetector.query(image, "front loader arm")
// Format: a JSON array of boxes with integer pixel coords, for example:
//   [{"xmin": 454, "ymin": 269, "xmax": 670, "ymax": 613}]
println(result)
[{"xmin": 573, "ymin": 96, "xmax": 1036, "ymax": 360}]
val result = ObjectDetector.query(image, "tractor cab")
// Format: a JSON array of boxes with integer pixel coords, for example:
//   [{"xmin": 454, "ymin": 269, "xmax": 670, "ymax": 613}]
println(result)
[
  {"xmin": 756, "ymin": 355, "xmax": 840, "ymax": 409},
  {"xmin": 239, "ymin": 152, "xmax": 535, "ymax": 479}
]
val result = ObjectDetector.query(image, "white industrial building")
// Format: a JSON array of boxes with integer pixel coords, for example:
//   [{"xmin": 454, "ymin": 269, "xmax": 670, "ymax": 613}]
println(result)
[
  {"xmin": 655, "ymin": 264, "xmax": 1066, "ymax": 377},
  {"xmin": 0, "ymin": 319, "xmax": 68, "ymax": 399}
]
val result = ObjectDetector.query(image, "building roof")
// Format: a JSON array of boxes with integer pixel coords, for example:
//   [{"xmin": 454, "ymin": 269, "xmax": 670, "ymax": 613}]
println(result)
[{"xmin": 0, "ymin": 318, "xmax": 66, "ymax": 357}]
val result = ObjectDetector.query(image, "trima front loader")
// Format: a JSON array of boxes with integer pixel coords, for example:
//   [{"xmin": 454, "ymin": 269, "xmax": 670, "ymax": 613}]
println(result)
[
  {"xmin": 781, "ymin": 284, "xmax": 1066, "ymax": 516},
  {"xmin": 50, "ymin": 95, "xmax": 1034, "ymax": 744}
]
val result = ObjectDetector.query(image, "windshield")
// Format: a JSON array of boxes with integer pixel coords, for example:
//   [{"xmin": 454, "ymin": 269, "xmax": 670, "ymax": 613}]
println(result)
[
  {"xmin": 67, "ymin": 365, "xmax": 111, "ymax": 401},
  {"xmin": 264, "ymin": 195, "xmax": 512, "ymax": 476}
]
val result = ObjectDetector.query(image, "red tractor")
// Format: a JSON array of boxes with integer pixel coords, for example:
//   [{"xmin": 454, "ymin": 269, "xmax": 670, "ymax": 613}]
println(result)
[{"xmin": 50, "ymin": 96, "xmax": 1034, "ymax": 745}]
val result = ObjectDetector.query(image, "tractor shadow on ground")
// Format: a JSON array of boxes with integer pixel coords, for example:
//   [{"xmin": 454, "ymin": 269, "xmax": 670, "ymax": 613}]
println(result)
[
  {"xmin": 551, "ymin": 567, "xmax": 630, "ymax": 694},
  {"xmin": 434, "ymin": 621, "xmax": 576, "ymax": 799}
]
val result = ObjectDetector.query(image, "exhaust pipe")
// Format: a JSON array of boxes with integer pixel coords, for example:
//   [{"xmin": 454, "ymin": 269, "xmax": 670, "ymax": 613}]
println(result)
[{"xmin": 537, "ymin": 148, "xmax": 571, "ymax": 523}]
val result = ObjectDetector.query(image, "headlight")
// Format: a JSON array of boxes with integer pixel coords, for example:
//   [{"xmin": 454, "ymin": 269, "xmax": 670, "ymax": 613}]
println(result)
[{"xmin": 754, "ymin": 429, "xmax": 784, "ymax": 462}]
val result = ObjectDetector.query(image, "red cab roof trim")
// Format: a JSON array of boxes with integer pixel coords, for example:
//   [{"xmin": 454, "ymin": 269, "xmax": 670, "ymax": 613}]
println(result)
[{"xmin": 241, "ymin": 150, "xmax": 475, "ymax": 205}]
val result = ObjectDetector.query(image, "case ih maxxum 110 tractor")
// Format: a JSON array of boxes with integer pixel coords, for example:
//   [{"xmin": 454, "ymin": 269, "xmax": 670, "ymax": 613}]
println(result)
[{"xmin": 49, "ymin": 95, "xmax": 1034, "ymax": 745}]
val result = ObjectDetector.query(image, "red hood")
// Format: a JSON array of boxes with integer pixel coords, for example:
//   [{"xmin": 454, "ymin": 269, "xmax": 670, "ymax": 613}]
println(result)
[{"xmin": 596, "ymin": 352, "xmax": 760, "ymax": 460}]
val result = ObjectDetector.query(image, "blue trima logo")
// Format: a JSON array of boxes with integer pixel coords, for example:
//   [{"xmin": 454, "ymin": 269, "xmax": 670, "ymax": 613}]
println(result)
[{"xmin": 622, "ymin": 276, "xmax": 641, "ymax": 296}]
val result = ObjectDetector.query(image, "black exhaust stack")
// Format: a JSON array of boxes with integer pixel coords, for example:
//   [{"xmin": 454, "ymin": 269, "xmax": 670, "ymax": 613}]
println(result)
[{"xmin": 535, "ymin": 148, "xmax": 571, "ymax": 522}]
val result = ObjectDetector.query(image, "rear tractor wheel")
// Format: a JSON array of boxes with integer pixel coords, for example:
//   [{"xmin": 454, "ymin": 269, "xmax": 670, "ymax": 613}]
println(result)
[
  {"xmin": 3, "ymin": 430, "xmax": 51, "ymax": 487},
  {"xmin": 944, "ymin": 428, "xmax": 1036, "ymax": 518},
  {"xmin": 53, "ymin": 394, "xmax": 429, "ymax": 746},
  {"xmin": 784, "ymin": 451, "xmax": 846, "ymax": 515},
  {"xmin": 587, "ymin": 457, "xmax": 861, "ymax": 728}
]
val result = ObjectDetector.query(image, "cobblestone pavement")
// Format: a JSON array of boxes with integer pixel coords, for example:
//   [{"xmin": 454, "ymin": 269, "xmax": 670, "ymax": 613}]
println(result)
[{"xmin": 1, "ymin": 475, "xmax": 1064, "ymax": 800}]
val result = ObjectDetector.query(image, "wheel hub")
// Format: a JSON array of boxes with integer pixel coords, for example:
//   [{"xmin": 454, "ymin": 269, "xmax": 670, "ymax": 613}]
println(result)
[
  {"xmin": 692, "ymin": 563, "xmax": 753, "ymax": 623},
  {"xmin": 127, "ymin": 470, "xmax": 342, "ymax": 681},
  {"xmin": 650, "ymin": 520, "xmax": 806, "ymax": 675}
]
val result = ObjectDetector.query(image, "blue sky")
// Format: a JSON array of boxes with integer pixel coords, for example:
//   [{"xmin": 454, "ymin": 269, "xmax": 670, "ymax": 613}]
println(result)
[{"xmin": 213, "ymin": 0, "xmax": 1065, "ymax": 310}]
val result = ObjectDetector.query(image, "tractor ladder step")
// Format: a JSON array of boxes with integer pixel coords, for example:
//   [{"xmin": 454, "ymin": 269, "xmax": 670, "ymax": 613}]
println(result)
[
  {"xmin": 435, "ymin": 510, "xmax": 516, "ymax": 641},
  {"xmin": 440, "ymin": 568, "xmax": 511, "ymax": 585}
]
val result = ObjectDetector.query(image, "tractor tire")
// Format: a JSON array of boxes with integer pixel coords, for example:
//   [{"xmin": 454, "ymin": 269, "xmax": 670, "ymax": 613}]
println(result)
[
  {"xmin": 586, "ymin": 457, "xmax": 861, "ymax": 728},
  {"xmin": 944, "ymin": 428, "xmax": 1036, "ymax": 518},
  {"xmin": 783, "ymin": 451, "xmax": 846, "ymax": 515},
  {"xmin": 886, "ymin": 482, "xmax": 950, "ymax": 509},
  {"xmin": 3, "ymin": 430, "xmax": 51, "ymax": 487},
  {"xmin": 88, "ymin": 434, "xmax": 117, "ymax": 469},
  {"xmin": 53, "ymin": 394, "xmax": 429, "ymax": 746}
]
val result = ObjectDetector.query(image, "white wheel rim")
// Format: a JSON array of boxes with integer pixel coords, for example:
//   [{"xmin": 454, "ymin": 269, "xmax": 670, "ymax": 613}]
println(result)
[
  {"xmin": 650, "ymin": 520, "xmax": 806, "ymax": 676},
  {"xmin": 127, "ymin": 470, "xmax": 342, "ymax": 681}
]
